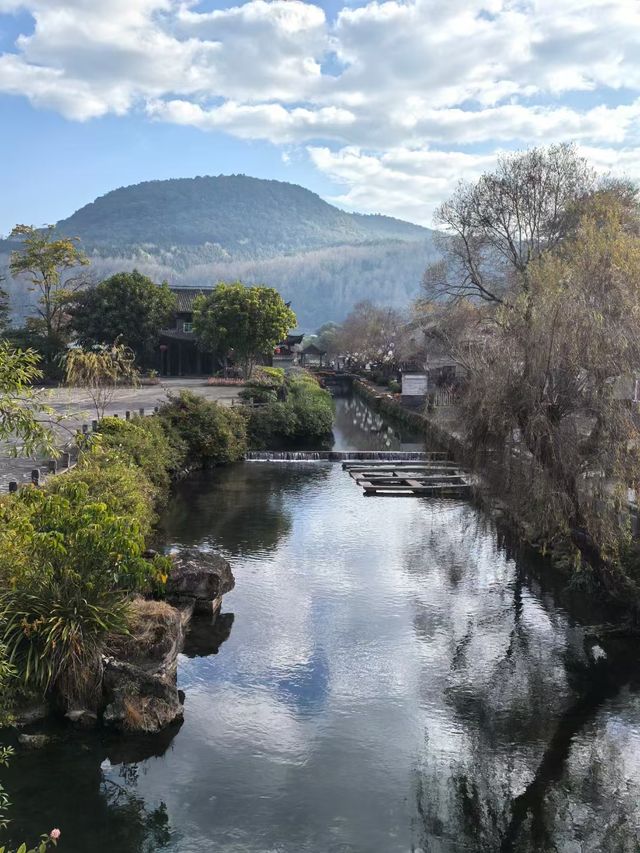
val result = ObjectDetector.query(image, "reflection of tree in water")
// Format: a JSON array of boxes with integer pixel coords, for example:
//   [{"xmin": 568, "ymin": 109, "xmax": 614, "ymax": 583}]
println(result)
[
  {"xmin": 100, "ymin": 777, "xmax": 172, "ymax": 852},
  {"xmin": 402, "ymin": 505, "xmax": 640, "ymax": 852},
  {"xmin": 331, "ymin": 395, "xmax": 423, "ymax": 451},
  {"xmin": 2, "ymin": 726, "xmax": 181, "ymax": 853},
  {"xmin": 158, "ymin": 462, "xmax": 330, "ymax": 555}
]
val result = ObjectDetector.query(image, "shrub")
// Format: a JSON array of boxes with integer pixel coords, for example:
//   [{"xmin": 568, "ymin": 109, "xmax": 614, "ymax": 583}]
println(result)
[
  {"xmin": 0, "ymin": 485, "xmax": 170, "ymax": 708},
  {"xmin": 158, "ymin": 391, "xmax": 247, "ymax": 466},
  {"xmin": 238, "ymin": 386, "xmax": 278, "ymax": 405},
  {"xmin": 388, "ymin": 379, "xmax": 401, "ymax": 394},
  {"xmin": 245, "ymin": 371, "xmax": 334, "ymax": 448},
  {"xmin": 97, "ymin": 416, "xmax": 186, "ymax": 496},
  {"xmin": 46, "ymin": 450, "xmax": 158, "ymax": 537}
]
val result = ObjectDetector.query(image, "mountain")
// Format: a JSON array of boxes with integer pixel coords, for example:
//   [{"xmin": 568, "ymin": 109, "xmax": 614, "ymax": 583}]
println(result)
[{"xmin": 3, "ymin": 175, "xmax": 439, "ymax": 328}]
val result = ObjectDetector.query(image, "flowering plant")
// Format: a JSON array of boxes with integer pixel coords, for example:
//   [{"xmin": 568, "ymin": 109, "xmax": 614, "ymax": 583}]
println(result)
[{"xmin": 0, "ymin": 828, "xmax": 60, "ymax": 853}]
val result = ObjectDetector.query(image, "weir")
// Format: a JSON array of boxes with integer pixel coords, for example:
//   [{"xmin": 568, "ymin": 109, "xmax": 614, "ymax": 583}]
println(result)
[{"xmin": 245, "ymin": 450, "xmax": 446, "ymax": 462}]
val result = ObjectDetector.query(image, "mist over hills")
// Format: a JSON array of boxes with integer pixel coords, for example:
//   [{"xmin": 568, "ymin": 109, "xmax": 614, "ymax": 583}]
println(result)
[{"xmin": 3, "ymin": 174, "xmax": 438, "ymax": 329}]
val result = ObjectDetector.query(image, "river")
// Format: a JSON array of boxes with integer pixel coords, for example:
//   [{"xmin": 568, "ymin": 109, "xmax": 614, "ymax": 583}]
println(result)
[{"xmin": 3, "ymin": 394, "xmax": 640, "ymax": 852}]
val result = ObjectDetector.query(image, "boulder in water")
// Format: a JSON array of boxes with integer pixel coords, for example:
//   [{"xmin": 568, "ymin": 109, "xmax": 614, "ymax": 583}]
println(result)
[
  {"xmin": 102, "ymin": 599, "xmax": 186, "ymax": 733},
  {"xmin": 102, "ymin": 658, "xmax": 183, "ymax": 734},
  {"xmin": 167, "ymin": 548, "xmax": 235, "ymax": 614},
  {"xmin": 18, "ymin": 733, "xmax": 53, "ymax": 750}
]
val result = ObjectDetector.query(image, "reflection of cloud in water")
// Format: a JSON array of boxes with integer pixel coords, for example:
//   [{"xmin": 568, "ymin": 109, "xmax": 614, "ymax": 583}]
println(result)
[{"xmin": 8, "ymin": 461, "xmax": 640, "ymax": 853}]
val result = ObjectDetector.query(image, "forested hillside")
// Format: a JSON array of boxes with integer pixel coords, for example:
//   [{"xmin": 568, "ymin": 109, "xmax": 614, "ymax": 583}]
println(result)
[{"xmin": 1, "ymin": 174, "xmax": 437, "ymax": 327}]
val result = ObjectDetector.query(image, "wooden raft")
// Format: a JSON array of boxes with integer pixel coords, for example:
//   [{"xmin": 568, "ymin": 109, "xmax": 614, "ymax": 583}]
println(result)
[{"xmin": 343, "ymin": 459, "xmax": 472, "ymax": 497}]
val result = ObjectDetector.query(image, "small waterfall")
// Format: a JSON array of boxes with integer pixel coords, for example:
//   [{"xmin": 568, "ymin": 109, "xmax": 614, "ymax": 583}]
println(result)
[{"xmin": 245, "ymin": 450, "xmax": 440, "ymax": 462}]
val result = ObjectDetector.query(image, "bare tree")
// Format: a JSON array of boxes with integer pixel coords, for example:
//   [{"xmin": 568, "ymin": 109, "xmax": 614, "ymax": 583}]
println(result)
[
  {"xmin": 337, "ymin": 301, "xmax": 405, "ymax": 366},
  {"xmin": 424, "ymin": 144, "xmax": 594, "ymax": 305}
]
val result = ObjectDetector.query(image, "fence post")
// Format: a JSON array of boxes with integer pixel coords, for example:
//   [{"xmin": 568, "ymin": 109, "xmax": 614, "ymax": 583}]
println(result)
[
  {"xmin": 154, "ymin": 406, "xmax": 159, "ymax": 413},
  {"xmin": 139, "ymin": 408, "xmax": 145, "ymax": 417},
  {"xmin": 92, "ymin": 420, "xmax": 98, "ymax": 432},
  {"xmin": 82, "ymin": 424, "xmax": 89, "ymax": 434},
  {"xmin": 47, "ymin": 460, "xmax": 57, "ymax": 474},
  {"xmin": 31, "ymin": 469, "xmax": 40, "ymax": 485},
  {"xmin": 62, "ymin": 451, "xmax": 71, "ymax": 469},
  {"xmin": 125, "ymin": 410, "xmax": 131, "ymax": 421},
  {"xmin": 8, "ymin": 481, "xmax": 17, "ymax": 493}
]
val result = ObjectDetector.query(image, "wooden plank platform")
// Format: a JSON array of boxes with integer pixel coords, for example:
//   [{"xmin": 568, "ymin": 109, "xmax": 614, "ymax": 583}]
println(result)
[{"xmin": 344, "ymin": 456, "xmax": 473, "ymax": 498}]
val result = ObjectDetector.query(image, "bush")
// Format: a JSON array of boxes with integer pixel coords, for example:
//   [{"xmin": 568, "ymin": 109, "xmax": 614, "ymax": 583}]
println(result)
[
  {"xmin": 158, "ymin": 391, "xmax": 247, "ymax": 466},
  {"xmin": 245, "ymin": 371, "xmax": 334, "ymax": 448},
  {"xmin": 97, "ymin": 415, "xmax": 186, "ymax": 496},
  {"xmin": 46, "ymin": 450, "xmax": 159, "ymax": 538},
  {"xmin": 0, "ymin": 486, "xmax": 170, "ymax": 708},
  {"xmin": 388, "ymin": 379, "xmax": 401, "ymax": 394},
  {"xmin": 238, "ymin": 386, "xmax": 278, "ymax": 405}
]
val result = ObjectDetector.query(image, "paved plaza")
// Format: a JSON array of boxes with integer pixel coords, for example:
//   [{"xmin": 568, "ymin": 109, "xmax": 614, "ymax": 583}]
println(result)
[{"xmin": 1, "ymin": 378, "xmax": 243, "ymax": 490}]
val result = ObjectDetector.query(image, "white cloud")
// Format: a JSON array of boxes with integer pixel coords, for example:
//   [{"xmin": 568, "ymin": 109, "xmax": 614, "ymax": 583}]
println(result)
[
  {"xmin": 308, "ymin": 145, "xmax": 496, "ymax": 222},
  {"xmin": 0, "ymin": 0, "xmax": 640, "ymax": 222}
]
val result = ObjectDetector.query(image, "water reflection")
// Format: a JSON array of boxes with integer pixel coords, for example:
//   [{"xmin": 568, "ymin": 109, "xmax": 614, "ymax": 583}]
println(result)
[
  {"xmin": 158, "ymin": 462, "xmax": 330, "ymax": 556},
  {"xmin": 1, "ymin": 726, "xmax": 181, "ymax": 852},
  {"xmin": 3, "ymin": 444, "xmax": 640, "ymax": 852},
  {"xmin": 331, "ymin": 394, "xmax": 424, "ymax": 451}
]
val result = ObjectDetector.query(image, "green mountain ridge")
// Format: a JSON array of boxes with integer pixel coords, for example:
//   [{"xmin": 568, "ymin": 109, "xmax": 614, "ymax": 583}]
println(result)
[
  {"xmin": 2, "ymin": 175, "xmax": 438, "ymax": 327},
  {"xmin": 55, "ymin": 174, "xmax": 430, "ymax": 260}
]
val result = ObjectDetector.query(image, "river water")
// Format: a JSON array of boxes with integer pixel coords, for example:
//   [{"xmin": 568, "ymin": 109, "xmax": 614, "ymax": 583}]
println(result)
[{"xmin": 3, "ymin": 395, "xmax": 640, "ymax": 852}]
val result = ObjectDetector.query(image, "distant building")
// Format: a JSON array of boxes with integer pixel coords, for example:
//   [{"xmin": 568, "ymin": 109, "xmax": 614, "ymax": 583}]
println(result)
[
  {"xmin": 159, "ymin": 288, "xmax": 300, "ymax": 376},
  {"xmin": 159, "ymin": 288, "xmax": 215, "ymax": 376},
  {"xmin": 300, "ymin": 343, "xmax": 326, "ymax": 368},
  {"xmin": 273, "ymin": 334, "xmax": 304, "ymax": 371}
]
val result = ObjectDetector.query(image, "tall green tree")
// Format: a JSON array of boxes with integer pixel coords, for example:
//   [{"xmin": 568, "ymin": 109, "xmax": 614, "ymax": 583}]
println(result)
[
  {"xmin": 193, "ymin": 282, "xmax": 296, "ymax": 378},
  {"xmin": 69, "ymin": 270, "xmax": 176, "ymax": 368},
  {"xmin": 9, "ymin": 225, "xmax": 89, "ymax": 367}
]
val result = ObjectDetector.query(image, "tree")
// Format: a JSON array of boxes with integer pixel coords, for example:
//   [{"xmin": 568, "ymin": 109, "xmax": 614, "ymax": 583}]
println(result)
[
  {"xmin": 69, "ymin": 270, "xmax": 176, "ymax": 368},
  {"xmin": 65, "ymin": 340, "xmax": 139, "ymax": 420},
  {"xmin": 461, "ymin": 194, "xmax": 640, "ymax": 597},
  {"xmin": 314, "ymin": 322, "xmax": 341, "ymax": 356},
  {"xmin": 9, "ymin": 225, "xmax": 89, "ymax": 367},
  {"xmin": 0, "ymin": 342, "xmax": 57, "ymax": 457},
  {"xmin": 424, "ymin": 144, "xmax": 594, "ymax": 306},
  {"xmin": 193, "ymin": 282, "xmax": 296, "ymax": 378},
  {"xmin": 337, "ymin": 301, "xmax": 404, "ymax": 367}
]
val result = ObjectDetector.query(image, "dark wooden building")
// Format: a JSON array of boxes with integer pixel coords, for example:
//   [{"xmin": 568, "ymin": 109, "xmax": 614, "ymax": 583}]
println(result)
[{"xmin": 159, "ymin": 288, "xmax": 215, "ymax": 376}]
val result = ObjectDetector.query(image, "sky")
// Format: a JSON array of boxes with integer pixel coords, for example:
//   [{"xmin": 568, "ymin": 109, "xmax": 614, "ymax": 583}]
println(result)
[{"xmin": 0, "ymin": 0, "xmax": 639, "ymax": 234}]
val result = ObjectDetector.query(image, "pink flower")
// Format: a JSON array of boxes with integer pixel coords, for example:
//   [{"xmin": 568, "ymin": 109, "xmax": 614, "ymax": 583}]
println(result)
[{"xmin": 49, "ymin": 829, "xmax": 61, "ymax": 840}]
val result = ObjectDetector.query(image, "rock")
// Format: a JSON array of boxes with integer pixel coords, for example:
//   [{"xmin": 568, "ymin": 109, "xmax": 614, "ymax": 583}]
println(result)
[
  {"xmin": 18, "ymin": 733, "xmax": 52, "ymax": 749},
  {"xmin": 167, "ymin": 548, "xmax": 235, "ymax": 613},
  {"xmin": 109, "ymin": 599, "xmax": 184, "ymax": 675},
  {"xmin": 102, "ymin": 658, "xmax": 183, "ymax": 734},
  {"xmin": 13, "ymin": 702, "xmax": 50, "ymax": 727},
  {"xmin": 65, "ymin": 709, "xmax": 98, "ymax": 729}
]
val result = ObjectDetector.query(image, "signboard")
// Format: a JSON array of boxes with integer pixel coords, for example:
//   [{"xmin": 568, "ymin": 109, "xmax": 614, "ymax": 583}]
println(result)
[{"xmin": 401, "ymin": 373, "xmax": 428, "ymax": 397}]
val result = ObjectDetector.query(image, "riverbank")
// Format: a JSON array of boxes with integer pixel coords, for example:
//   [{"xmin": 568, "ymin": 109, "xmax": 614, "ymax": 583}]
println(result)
[
  {"xmin": 0, "ymin": 372, "xmax": 338, "ymax": 738},
  {"xmin": 350, "ymin": 376, "xmax": 640, "ymax": 620},
  {"xmin": 5, "ymin": 450, "xmax": 640, "ymax": 852}
]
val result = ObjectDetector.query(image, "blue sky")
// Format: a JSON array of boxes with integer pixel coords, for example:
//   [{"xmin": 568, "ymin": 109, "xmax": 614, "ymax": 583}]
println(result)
[{"xmin": 0, "ymin": 0, "xmax": 639, "ymax": 234}]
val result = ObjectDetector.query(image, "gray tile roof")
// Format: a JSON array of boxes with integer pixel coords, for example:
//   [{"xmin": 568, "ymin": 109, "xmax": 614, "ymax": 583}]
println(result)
[{"xmin": 171, "ymin": 288, "xmax": 215, "ymax": 312}]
